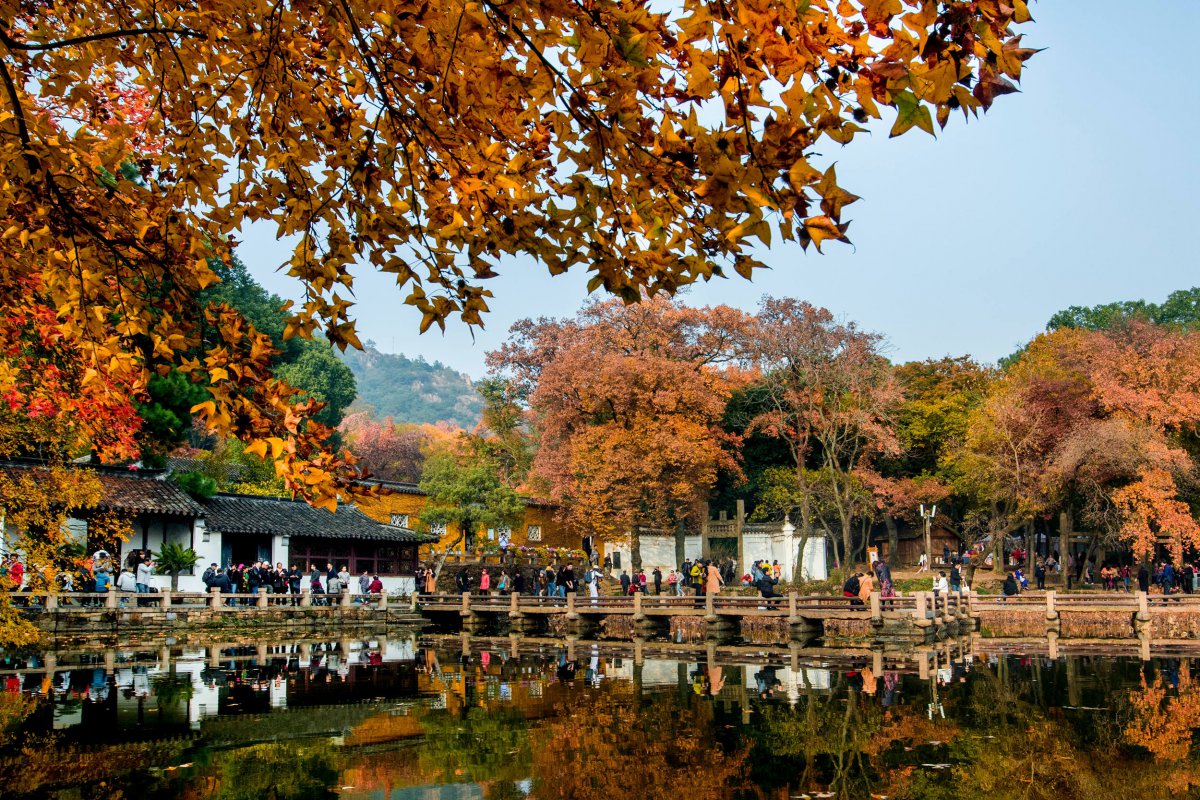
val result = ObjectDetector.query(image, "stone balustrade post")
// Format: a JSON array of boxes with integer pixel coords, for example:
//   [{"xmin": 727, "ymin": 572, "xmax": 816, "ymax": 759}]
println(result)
[
  {"xmin": 705, "ymin": 591, "xmax": 715, "ymax": 617},
  {"xmin": 257, "ymin": 587, "xmax": 269, "ymax": 609},
  {"xmin": 45, "ymin": 592, "xmax": 57, "ymax": 610},
  {"xmin": 159, "ymin": 590, "xmax": 172, "ymax": 609},
  {"xmin": 566, "ymin": 590, "xmax": 577, "ymax": 619},
  {"xmin": 340, "ymin": 588, "xmax": 352, "ymax": 608},
  {"xmin": 209, "ymin": 588, "xmax": 222, "ymax": 610},
  {"xmin": 106, "ymin": 586, "xmax": 118, "ymax": 609},
  {"xmin": 300, "ymin": 588, "xmax": 312, "ymax": 608},
  {"xmin": 633, "ymin": 590, "xmax": 644, "ymax": 620},
  {"xmin": 1045, "ymin": 589, "xmax": 1057, "ymax": 620},
  {"xmin": 914, "ymin": 591, "xmax": 929, "ymax": 627},
  {"xmin": 788, "ymin": 591, "xmax": 798, "ymax": 623}
]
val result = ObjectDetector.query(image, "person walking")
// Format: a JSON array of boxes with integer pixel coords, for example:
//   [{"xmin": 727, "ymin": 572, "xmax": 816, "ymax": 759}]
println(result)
[
  {"xmin": 949, "ymin": 563, "xmax": 961, "ymax": 594},
  {"xmin": 585, "ymin": 564, "xmax": 599, "ymax": 599},
  {"xmin": 479, "ymin": 568, "xmax": 491, "ymax": 594},
  {"xmin": 917, "ymin": 552, "xmax": 929, "ymax": 574},
  {"xmin": 513, "ymin": 569, "xmax": 526, "ymax": 595},
  {"xmin": 1035, "ymin": 560, "xmax": 1046, "ymax": 590},
  {"xmin": 667, "ymin": 569, "xmax": 679, "ymax": 596},
  {"xmin": 619, "ymin": 570, "xmax": 631, "ymax": 594},
  {"xmin": 652, "ymin": 567, "xmax": 663, "ymax": 595}
]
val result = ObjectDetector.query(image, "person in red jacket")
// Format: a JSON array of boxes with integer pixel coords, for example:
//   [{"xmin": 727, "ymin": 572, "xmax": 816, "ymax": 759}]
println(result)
[{"xmin": 368, "ymin": 575, "xmax": 383, "ymax": 594}]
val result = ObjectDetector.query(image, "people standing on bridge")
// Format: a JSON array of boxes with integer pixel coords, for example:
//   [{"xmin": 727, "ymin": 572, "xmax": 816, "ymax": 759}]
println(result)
[
  {"xmin": 949, "ymin": 563, "xmax": 961, "ymax": 594},
  {"xmin": 479, "ymin": 568, "xmax": 491, "ymax": 594},
  {"xmin": 309, "ymin": 567, "xmax": 325, "ymax": 604},
  {"xmin": 652, "ymin": 567, "xmax": 662, "ymax": 595},
  {"xmin": 455, "ymin": 568, "xmax": 471, "ymax": 595},
  {"xmin": 858, "ymin": 569, "xmax": 874, "ymax": 605},
  {"xmin": 843, "ymin": 572, "xmax": 861, "ymax": 606},
  {"xmin": 288, "ymin": 565, "xmax": 302, "ymax": 604},
  {"xmin": 497, "ymin": 570, "xmax": 509, "ymax": 594},
  {"xmin": 706, "ymin": 560, "xmax": 723, "ymax": 596},
  {"xmin": 562, "ymin": 565, "xmax": 577, "ymax": 596},
  {"xmin": 689, "ymin": 561, "xmax": 704, "ymax": 596},
  {"xmin": 136, "ymin": 554, "xmax": 154, "ymax": 594},
  {"xmin": 619, "ymin": 570, "xmax": 631, "ymax": 594},
  {"xmin": 513, "ymin": 569, "xmax": 526, "ymax": 595},
  {"xmin": 326, "ymin": 568, "xmax": 342, "ymax": 599},
  {"xmin": 358, "ymin": 569, "xmax": 371, "ymax": 600},
  {"xmin": 585, "ymin": 564, "xmax": 599, "ymax": 599},
  {"xmin": 1035, "ymin": 560, "xmax": 1046, "ymax": 590},
  {"xmin": 1160, "ymin": 562, "xmax": 1176, "ymax": 594},
  {"xmin": 637, "ymin": 569, "xmax": 648, "ymax": 594},
  {"xmin": 1138, "ymin": 563, "xmax": 1150, "ymax": 593},
  {"xmin": 680, "ymin": 558, "xmax": 693, "ymax": 590},
  {"xmin": 874, "ymin": 560, "xmax": 895, "ymax": 598},
  {"xmin": 1121, "ymin": 564, "xmax": 1131, "ymax": 593},
  {"xmin": 536, "ymin": 569, "xmax": 548, "ymax": 596},
  {"xmin": 546, "ymin": 564, "xmax": 558, "ymax": 597}
]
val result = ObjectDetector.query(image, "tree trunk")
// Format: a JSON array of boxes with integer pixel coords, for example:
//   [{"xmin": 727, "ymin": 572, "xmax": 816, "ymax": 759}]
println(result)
[
  {"xmin": 631, "ymin": 532, "xmax": 642, "ymax": 572},
  {"xmin": 433, "ymin": 531, "xmax": 466, "ymax": 579},
  {"xmin": 170, "ymin": 572, "xmax": 179, "ymax": 591},
  {"xmin": 841, "ymin": 518, "xmax": 853, "ymax": 571},
  {"xmin": 883, "ymin": 516, "xmax": 899, "ymax": 564}
]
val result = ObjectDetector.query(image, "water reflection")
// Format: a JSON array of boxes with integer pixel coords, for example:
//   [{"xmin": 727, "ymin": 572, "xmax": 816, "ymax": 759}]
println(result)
[{"xmin": 2, "ymin": 635, "xmax": 1200, "ymax": 798}]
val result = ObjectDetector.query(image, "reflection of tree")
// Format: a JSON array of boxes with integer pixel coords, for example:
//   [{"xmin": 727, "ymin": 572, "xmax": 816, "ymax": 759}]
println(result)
[
  {"xmin": 1125, "ymin": 673, "xmax": 1200, "ymax": 763},
  {"xmin": 416, "ymin": 706, "xmax": 533, "ymax": 786},
  {"xmin": 180, "ymin": 742, "xmax": 338, "ymax": 800},
  {"xmin": 748, "ymin": 678, "xmax": 915, "ymax": 799},
  {"xmin": 529, "ymin": 692, "xmax": 746, "ymax": 800}
]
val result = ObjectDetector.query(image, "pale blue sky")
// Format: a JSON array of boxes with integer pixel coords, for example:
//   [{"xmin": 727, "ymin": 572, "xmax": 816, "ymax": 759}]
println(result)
[{"xmin": 241, "ymin": 1, "xmax": 1199, "ymax": 378}]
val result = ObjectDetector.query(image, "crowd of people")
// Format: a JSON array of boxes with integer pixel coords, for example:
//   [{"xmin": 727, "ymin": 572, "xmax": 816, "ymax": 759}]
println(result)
[{"xmin": 200, "ymin": 561, "xmax": 385, "ymax": 604}]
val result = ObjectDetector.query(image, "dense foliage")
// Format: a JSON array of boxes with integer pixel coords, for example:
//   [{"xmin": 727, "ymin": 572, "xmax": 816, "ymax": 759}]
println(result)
[{"xmin": 339, "ymin": 344, "xmax": 482, "ymax": 429}]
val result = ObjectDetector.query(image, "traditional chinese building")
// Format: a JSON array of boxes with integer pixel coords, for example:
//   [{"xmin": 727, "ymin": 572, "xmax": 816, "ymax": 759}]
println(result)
[
  {"xmin": 1, "ymin": 464, "xmax": 429, "ymax": 594},
  {"xmin": 354, "ymin": 479, "xmax": 578, "ymax": 556}
]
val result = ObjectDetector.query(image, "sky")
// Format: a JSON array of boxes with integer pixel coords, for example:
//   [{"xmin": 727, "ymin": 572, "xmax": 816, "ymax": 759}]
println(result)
[{"xmin": 240, "ymin": 1, "xmax": 1200, "ymax": 379}]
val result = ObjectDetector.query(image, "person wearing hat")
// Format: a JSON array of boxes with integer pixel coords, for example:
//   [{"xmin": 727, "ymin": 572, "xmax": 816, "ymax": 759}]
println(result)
[{"xmin": 202, "ymin": 562, "xmax": 231, "ymax": 593}]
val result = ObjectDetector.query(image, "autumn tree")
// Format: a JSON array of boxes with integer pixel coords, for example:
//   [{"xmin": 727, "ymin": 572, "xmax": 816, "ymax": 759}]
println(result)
[
  {"xmin": 957, "ymin": 322, "xmax": 1200, "ymax": 565},
  {"xmin": 0, "ymin": 1, "xmax": 1036, "ymax": 509},
  {"xmin": 862, "ymin": 356, "xmax": 990, "ymax": 558},
  {"xmin": 490, "ymin": 296, "xmax": 751, "ymax": 568},
  {"xmin": 740, "ymin": 297, "xmax": 901, "ymax": 566},
  {"xmin": 338, "ymin": 411, "xmax": 446, "ymax": 483}
]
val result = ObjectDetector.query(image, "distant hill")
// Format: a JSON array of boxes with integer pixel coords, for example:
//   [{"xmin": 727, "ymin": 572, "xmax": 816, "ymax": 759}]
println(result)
[{"xmin": 339, "ymin": 343, "xmax": 483, "ymax": 428}]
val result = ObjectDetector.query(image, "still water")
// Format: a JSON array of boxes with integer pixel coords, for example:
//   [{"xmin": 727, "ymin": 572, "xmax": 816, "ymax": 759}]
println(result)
[{"xmin": 1, "ymin": 633, "xmax": 1198, "ymax": 799}]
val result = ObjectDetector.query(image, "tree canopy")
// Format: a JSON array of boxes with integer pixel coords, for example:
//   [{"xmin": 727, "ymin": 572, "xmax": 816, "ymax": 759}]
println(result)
[{"xmin": 0, "ymin": 0, "xmax": 1035, "ymax": 505}]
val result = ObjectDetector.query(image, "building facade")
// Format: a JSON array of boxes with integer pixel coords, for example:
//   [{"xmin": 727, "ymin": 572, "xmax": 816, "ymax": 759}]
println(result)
[{"xmin": 355, "ymin": 480, "xmax": 578, "ymax": 556}]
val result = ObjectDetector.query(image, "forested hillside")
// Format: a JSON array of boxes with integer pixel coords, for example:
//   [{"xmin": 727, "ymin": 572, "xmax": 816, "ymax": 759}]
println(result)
[{"xmin": 340, "ymin": 344, "xmax": 482, "ymax": 428}]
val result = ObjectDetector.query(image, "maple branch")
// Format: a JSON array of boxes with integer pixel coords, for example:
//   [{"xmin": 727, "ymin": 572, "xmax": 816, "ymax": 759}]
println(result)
[{"xmin": 0, "ymin": 25, "xmax": 204, "ymax": 52}]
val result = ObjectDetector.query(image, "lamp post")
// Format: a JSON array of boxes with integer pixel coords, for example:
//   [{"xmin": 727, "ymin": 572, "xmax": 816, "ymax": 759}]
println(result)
[{"xmin": 920, "ymin": 504, "xmax": 938, "ymax": 568}]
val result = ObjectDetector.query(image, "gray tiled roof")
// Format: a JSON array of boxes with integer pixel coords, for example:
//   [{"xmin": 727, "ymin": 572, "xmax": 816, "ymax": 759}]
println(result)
[
  {"xmin": 1, "ymin": 464, "xmax": 204, "ymax": 517},
  {"xmin": 202, "ymin": 494, "xmax": 431, "ymax": 542}
]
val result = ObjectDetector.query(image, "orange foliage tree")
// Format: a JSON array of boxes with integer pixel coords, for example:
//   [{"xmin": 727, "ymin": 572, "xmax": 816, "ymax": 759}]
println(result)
[
  {"xmin": 958, "ymin": 322, "xmax": 1200, "ymax": 564},
  {"xmin": 0, "ymin": 0, "xmax": 1036, "ymax": 505},
  {"xmin": 490, "ymin": 296, "xmax": 750, "ymax": 566},
  {"xmin": 740, "ymin": 297, "xmax": 902, "ymax": 564}
]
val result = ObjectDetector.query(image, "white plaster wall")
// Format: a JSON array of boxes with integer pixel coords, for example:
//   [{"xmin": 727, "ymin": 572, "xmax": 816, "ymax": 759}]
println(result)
[{"xmin": 800, "ymin": 536, "xmax": 828, "ymax": 581}]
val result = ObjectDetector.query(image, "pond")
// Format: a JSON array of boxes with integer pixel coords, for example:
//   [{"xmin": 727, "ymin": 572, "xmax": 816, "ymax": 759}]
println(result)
[{"xmin": 1, "ymin": 633, "xmax": 1198, "ymax": 799}]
